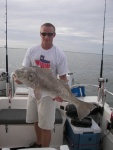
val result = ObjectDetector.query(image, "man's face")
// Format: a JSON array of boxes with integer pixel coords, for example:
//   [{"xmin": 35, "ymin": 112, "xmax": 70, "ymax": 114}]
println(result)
[{"xmin": 40, "ymin": 26, "xmax": 56, "ymax": 46}]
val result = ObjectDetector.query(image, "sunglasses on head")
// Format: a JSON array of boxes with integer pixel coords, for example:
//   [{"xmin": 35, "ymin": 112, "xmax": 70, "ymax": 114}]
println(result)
[{"xmin": 40, "ymin": 32, "xmax": 54, "ymax": 37}]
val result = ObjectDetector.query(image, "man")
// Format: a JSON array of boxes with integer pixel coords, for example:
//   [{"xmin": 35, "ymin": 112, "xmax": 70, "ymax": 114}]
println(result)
[{"xmin": 14, "ymin": 23, "xmax": 68, "ymax": 147}]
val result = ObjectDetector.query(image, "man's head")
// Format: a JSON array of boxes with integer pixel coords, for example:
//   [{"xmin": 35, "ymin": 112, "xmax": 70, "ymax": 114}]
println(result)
[
  {"xmin": 41, "ymin": 23, "xmax": 56, "ymax": 33},
  {"xmin": 40, "ymin": 23, "xmax": 56, "ymax": 49}
]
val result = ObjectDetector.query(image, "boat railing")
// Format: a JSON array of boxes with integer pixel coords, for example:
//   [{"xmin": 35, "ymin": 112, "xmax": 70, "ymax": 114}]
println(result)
[
  {"xmin": 10, "ymin": 72, "xmax": 113, "ymax": 103},
  {"xmin": 10, "ymin": 72, "xmax": 15, "ymax": 97}
]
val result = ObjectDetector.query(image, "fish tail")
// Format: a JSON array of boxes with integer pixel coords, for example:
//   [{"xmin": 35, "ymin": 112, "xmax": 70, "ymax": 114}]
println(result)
[{"xmin": 74, "ymin": 101, "xmax": 96, "ymax": 121}]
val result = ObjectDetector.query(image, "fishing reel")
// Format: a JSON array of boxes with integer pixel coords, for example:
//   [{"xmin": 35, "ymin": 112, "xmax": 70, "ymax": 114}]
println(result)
[
  {"xmin": 98, "ymin": 77, "xmax": 108, "ymax": 85},
  {"xmin": 0, "ymin": 72, "xmax": 6, "ymax": 81}
]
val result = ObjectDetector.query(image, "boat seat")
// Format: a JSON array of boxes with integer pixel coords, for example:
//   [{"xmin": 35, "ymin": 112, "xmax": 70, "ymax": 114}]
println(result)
[{"xmin": 0, "ymin": 108, "xmax": 63, "ymax": 125}]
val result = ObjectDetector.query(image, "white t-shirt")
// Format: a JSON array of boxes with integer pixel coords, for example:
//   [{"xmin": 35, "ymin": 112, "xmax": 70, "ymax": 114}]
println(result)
[{"xmin": 22, "ymin": 44, "xmax": 68, "ymax": 97}]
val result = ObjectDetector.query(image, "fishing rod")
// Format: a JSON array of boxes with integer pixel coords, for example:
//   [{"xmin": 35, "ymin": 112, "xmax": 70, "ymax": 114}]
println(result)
[
  {"xmin": 98, "ymin": 0, "xmax": 106, "ymax": 90},
  {"xmin": 5, "ymin": 0, "xmax": 9, "ymax": 96},
  {"xmin": 98, "ymin": 0, "xmax": 107, "ymax": 114},
  {"xmin": 99, "ymin": 0, "xmax": 106, "ymax": 83}
]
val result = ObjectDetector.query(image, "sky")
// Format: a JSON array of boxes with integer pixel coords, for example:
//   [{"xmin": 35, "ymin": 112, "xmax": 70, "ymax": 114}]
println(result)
[{"xmin": 0, "ymin": 0, "xmax": 113, "ymax": 55}]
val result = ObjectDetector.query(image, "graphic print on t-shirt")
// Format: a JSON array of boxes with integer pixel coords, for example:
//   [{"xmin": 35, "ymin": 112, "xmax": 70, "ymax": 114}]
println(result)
[{"xmin": 35, "ymin": 55, "xmax": 50, "ymax": 68}]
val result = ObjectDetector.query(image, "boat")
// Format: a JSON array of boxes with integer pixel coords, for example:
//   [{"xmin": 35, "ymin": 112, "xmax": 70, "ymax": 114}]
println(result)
[
  {"xmin": 0, "ymin": 0, "xmax": 113, "ymax": 150},
  {"xmin": 1, "ymin": 67, "xmax": 113, "ymax": 150}
]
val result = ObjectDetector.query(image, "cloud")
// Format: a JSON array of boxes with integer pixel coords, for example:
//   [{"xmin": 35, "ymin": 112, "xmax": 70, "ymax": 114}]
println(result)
[{"xmin": 0, "ymin": 0, "xmax": 113, "ymax": 54}]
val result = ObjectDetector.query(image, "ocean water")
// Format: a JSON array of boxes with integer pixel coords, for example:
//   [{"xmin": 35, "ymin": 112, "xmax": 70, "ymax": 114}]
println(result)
[{"xmin": 0, "ymin": 47, "xmax": 113, "ymax": 106}]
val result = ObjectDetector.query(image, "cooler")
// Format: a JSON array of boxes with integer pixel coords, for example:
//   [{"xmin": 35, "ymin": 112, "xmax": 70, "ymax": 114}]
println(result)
[{"xmin": 65, "ymin": 117, "xmax": 101, "ymax": 150}]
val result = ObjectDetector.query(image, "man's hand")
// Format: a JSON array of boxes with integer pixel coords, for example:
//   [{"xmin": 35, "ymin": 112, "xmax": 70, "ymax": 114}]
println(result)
[{"xmin": 53, "ymin": 96, "xmax": 63, "ymax": 102}]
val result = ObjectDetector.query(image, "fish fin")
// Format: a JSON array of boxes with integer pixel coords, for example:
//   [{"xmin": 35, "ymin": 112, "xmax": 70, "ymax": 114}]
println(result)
[
  {"xmin": 58, "ymin": 79, "xmax": 71, "ymax": 92},
  {"xmin": 42, "ymin": 68, "xmax": 51, "ymax": 71},
  {"xmin": 42, "ymin": 68, "xmax": 53, "ymax": 74},
  {"xmin": 74, "ymin": 100, "xmax": 97, "ymax": 121},
  {"xmin": 32, "ymin": 66, "xmax": 53, "ymax": 74},
  {"xmin": 34, "ymin": 86, "xmax": 42, "ymax": 101}
]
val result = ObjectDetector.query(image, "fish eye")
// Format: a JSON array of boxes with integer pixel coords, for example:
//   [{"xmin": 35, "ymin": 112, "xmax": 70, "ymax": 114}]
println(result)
[
  {"xmin": 28, "ymin": 73, "xmax": 36, "ymax": 81},
  {"xmin": 29, "ymin": 74, "xmax": 33, "ymax": 79}
]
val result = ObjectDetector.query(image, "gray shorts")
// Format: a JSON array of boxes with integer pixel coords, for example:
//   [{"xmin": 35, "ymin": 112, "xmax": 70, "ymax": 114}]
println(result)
[{"xmin": 26, "ymin": 95, "xmax": 56, "ymax": 130}]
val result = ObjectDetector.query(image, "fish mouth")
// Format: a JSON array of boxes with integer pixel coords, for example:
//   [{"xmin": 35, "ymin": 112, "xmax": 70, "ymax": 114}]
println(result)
[
  {"xmin": 14, "ymin": 69, "xmax": 28, "ymax": 80},
  {"xmin": 12, "ymin": 72, "xmax": 18, "ymax": 81},
  {"xmin": 13, "ymin": 72, "xmax": 18, "ymax": 78},
  {"xmin": 14, "ymin": 70, "xmax": 22, "ymax": 79}
]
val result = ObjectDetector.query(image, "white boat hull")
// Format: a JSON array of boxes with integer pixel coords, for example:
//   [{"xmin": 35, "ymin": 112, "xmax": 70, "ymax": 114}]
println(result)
[
  {"xmin": 0, "ymin": 97, "xmax": 66, "ymax": 149},
  {"xmin": 0, "ymin": 86, "xmax": 113, "ymax": 150}
]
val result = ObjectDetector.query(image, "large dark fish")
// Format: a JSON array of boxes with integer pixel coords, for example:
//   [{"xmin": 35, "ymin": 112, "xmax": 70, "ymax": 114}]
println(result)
[{"xmin": 14, "ymin": 66, "xmax": 96, "ymax": 120}]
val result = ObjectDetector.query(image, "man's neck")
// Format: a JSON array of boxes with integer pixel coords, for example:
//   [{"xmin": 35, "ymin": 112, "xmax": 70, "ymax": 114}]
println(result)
[{"xmin": 41, "ymin": 43, "xmax": 53, "ymax": 50}]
